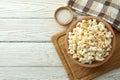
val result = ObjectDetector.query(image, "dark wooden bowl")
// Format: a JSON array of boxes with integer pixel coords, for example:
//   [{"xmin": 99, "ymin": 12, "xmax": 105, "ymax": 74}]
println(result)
[{"xmin": 65, "ymin": 16, "xmax": 116, "ymax": 68}]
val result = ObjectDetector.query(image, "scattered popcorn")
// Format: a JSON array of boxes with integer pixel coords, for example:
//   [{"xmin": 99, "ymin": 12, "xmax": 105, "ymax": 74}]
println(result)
[{"xmin": 68, "ymin": 19, "xmax": 113, "ymax": 64}]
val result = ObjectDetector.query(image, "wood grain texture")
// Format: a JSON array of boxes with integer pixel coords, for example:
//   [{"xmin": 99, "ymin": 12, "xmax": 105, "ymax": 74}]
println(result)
[
  {"xmin": 94, "ymin": 68, "xmax": 120, "ymax": 80},
  {"xmin": 0, "ymin": 43, "xmax": 63, "ymax": 66},
  {"xmin": 52, "ymin": 30, "xmax": 120, "ymax": 80},
  {"xmin": 0, "ymin": 0, "xmax": 69, "ymax": 79},
  {"xmin": 0, "ymin": 67, "xmax": 119, "ymax": 80},
  {"xmin": 0, "ymin": 0, "xmax": 67, "ymax": 18},
  {"xmin": 0, "ymin": 19, "xmax": 65, "ymax": 41},
  {"xmin": 0, "ymin": 67, "xmax": 68, "ymax": 80},
  {"xmin": 0, "ymin": 0, "xmax": 118, "ymax": 80}
]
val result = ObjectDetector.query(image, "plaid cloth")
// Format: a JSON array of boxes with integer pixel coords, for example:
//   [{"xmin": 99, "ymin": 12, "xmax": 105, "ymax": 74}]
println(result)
[{"xmin": 68, "ymin": 0, "xmax": 120, "ymax": 32}]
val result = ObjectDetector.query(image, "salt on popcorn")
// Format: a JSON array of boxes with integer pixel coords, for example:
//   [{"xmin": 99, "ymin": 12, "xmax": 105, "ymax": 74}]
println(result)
[{"xmin": 68, "ymin": 19, "xmax": 113, "ymax": 64}]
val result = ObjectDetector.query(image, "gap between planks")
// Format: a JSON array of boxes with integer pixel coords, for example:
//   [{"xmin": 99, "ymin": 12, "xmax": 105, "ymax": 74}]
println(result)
[
  {"xmin": 0, "ymin": 67, "xmax": 69, "ymax": 80},
  {"xmin": 0, "ymin": 19, "xmax": 66, "ymax": 41},
  {"xmin": 0, "ymin": 43, "xmax": 63, "ymax": 66}
]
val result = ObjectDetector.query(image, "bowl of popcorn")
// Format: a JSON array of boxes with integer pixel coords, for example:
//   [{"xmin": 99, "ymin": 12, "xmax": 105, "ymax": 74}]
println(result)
[{"xmin": 65, "ymin": 16, "xmax": 116, "ymax": 68}]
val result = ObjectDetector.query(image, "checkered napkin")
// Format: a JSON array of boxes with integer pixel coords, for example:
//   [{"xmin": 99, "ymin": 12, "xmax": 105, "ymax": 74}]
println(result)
[{"xmin": 68, "ymin": 0, "xmax": 120, "ymax": 32}]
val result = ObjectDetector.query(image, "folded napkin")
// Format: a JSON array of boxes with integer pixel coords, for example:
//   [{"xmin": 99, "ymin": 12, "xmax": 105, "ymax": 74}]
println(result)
[{"xmin": 68, "ymin": 0, "xmax": 120, "ymax": 32}]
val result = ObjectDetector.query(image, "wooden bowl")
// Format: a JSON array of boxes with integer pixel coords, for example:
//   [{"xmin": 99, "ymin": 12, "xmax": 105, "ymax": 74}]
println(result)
[
  {"xmin": 65, "ymin": 16, "xmax": 116, "ymax": 68},
  {"xmin": 54, "ymin": 6, "xmax": 74, "ymax": 26}
]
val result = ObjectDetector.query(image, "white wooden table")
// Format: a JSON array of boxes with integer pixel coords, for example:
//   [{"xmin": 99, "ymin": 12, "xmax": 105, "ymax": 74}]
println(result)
[{"xmin": 0, "ymin": 0, "xmax": 119, "ymax": 80}]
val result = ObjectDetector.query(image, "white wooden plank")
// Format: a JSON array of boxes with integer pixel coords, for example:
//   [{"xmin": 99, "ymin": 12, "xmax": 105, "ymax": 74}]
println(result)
[
  {"xmin": 0, "ymin": 67, "xmax": 68, "ymax": 80},
  {"xmin": 0, "ymin": 42, "xmax": 119, "ymax": 79},
  {"xmin": 0, "ymin": 67, "xmax": 119, "ymax": 80},
  {"xmin": 0, "ymin": 0, "xmax": 67, "ymax": 18},
  {"xmin": 95, "ymin": 68, "xmax": 120, "ymax": 80},
  {"xmin": 0, "ymin": 67, "xmax": 118, "ymax": 80},
  {"xmin": 0, "ymin": 43, "xmax": 62, "ymax": 66},
  {"xmin": 0, "ymin": 19, "xmax": 66, "ymax": 41}
]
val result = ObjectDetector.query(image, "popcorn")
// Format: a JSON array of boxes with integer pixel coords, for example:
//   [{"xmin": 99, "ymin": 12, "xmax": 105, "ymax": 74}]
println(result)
[
  {"xmin": 104, "ymin": 52, "xmax": 110, "ymax": 57},
  {"xmin": 92, "ymin": 19, "xmax": 97, "ymax": 26},
  {"xmin": 87, "ymin": 36, "xmax": 94, "ymax": 40},
  {"xmin": 68, "ymin": 44, "xmax": 76, "ymax": 50},
  {"xmin": 68, "ymin": 49, "xmax": 75, "ymax": 54},
  {"xmin": 72, "ymin": 54, "xmax": 78, "ymax": 59},
  {"xmin": 68, "ymin": 19, "xmax": 113, "ymax": 64}
]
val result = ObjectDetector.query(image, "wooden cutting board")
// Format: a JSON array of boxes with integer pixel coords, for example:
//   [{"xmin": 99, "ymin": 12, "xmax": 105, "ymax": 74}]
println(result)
[{"xmin": 51, "ymin": 29, "xmax": 120, "ymax": 80}]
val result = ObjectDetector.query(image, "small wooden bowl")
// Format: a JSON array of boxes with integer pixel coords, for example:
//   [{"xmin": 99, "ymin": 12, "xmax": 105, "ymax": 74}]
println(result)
[
  {"xmin": 65, "ymin": 16, "xmax": 116, "ymax": 68},
  {"xmin": 54, "ymin": 6, "xmax": 74, "ymax": 26}
]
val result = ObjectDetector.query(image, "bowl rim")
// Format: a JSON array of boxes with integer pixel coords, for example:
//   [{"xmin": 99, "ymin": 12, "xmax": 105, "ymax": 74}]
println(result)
[
  {"xmin": 65, "ymin": 16, "xmax": 116, "ymax": 68},
  {"xmin": 54, "ymin": 6, "xmax": 74, "ymax": 26}
]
